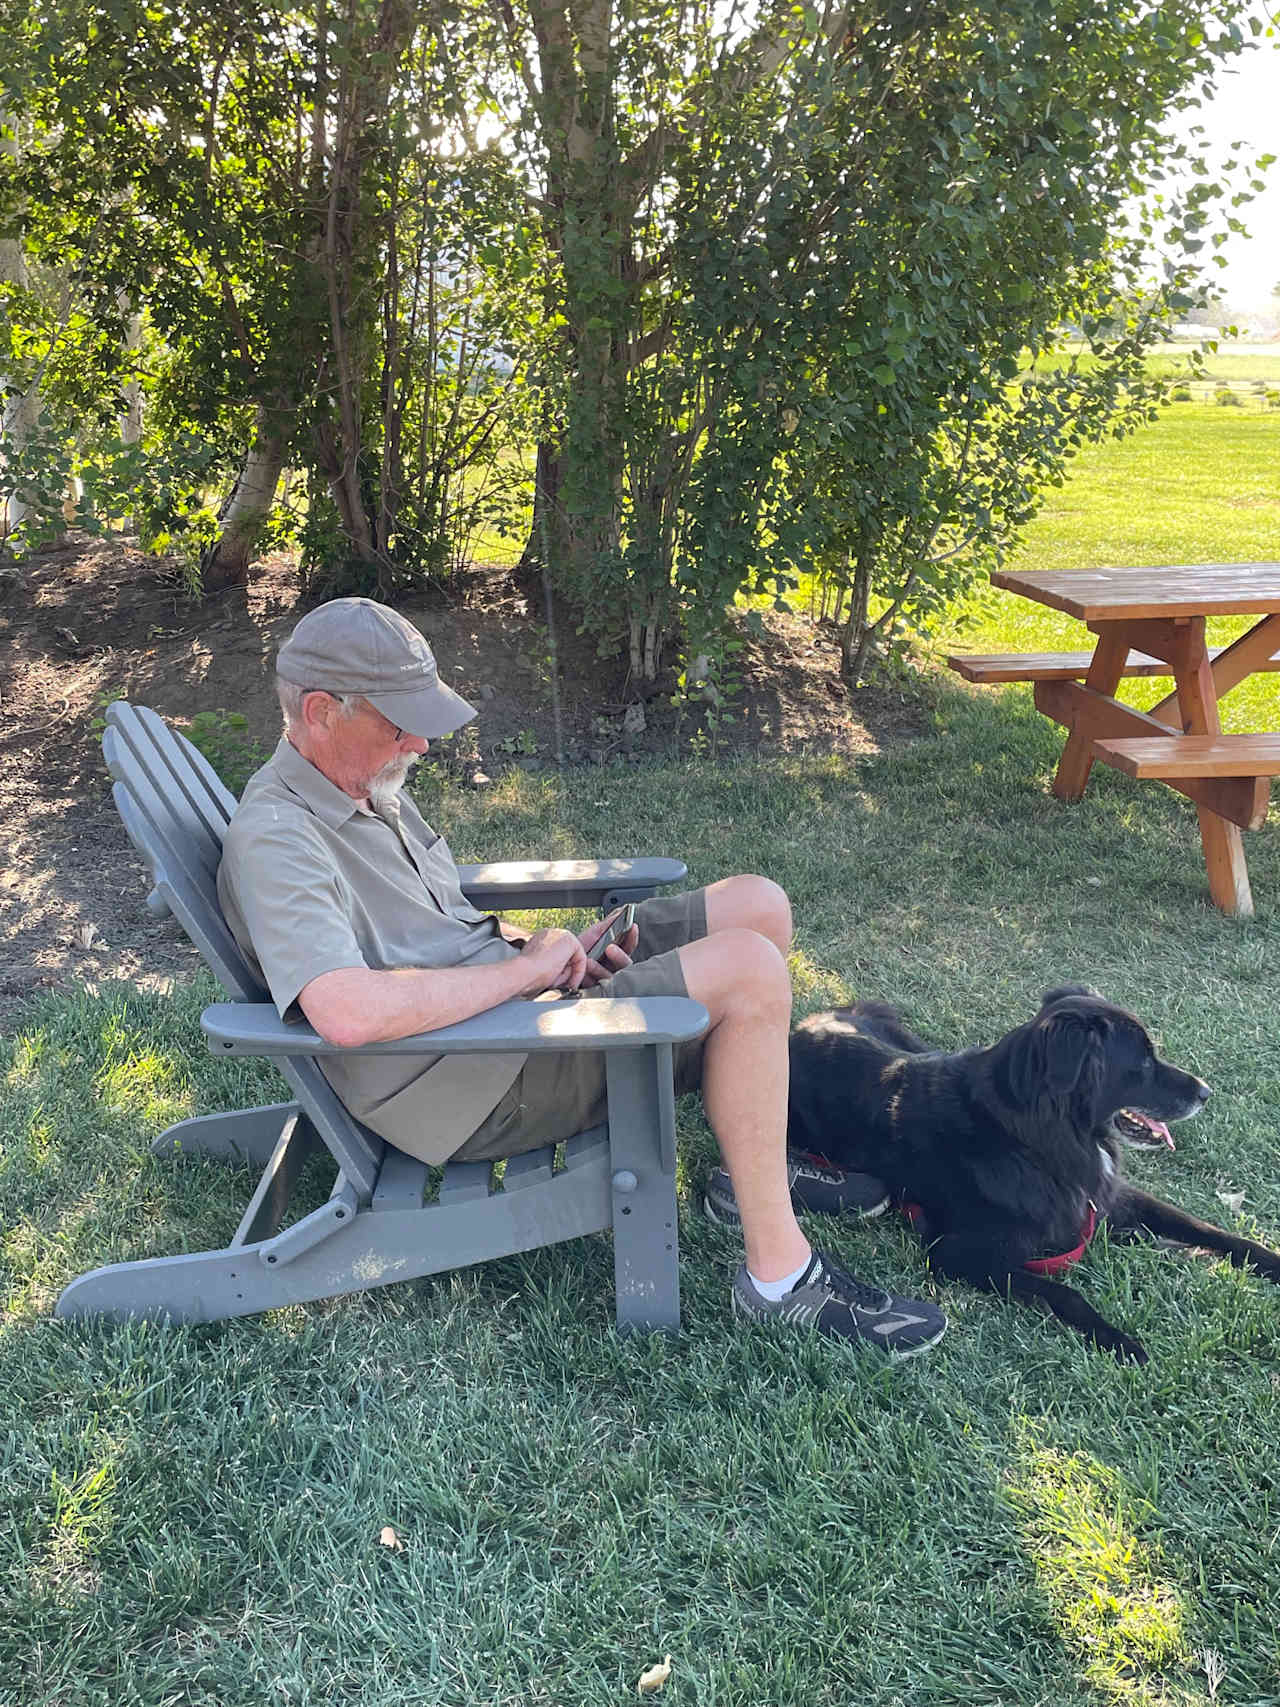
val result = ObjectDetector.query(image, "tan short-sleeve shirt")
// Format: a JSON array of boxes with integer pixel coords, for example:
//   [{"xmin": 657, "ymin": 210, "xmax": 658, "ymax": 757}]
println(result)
[{"xmin": 217, "ymin": 738, "xmax": 525, "ymax": 1160}]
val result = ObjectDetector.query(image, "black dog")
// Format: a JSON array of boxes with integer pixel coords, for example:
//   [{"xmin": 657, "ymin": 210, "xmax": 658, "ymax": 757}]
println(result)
[{"xmin": 788, "ymin": 986, "xmax": 1280, "ymax": 1362}]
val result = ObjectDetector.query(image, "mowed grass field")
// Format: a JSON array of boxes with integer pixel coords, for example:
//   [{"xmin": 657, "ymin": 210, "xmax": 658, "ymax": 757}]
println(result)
[
  {"xmin": 3, "ymin": 405, "xmax": 1280, "ymax": 1707},
  {"xmin": 942, "ymin": 402, "xmax": 1280, "ymax": 732}
]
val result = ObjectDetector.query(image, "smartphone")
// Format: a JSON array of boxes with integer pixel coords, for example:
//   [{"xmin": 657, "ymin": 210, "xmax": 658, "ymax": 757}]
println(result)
[{"xmin": 592, "ymin": 903, "xmax": 636, "ymax": 964}]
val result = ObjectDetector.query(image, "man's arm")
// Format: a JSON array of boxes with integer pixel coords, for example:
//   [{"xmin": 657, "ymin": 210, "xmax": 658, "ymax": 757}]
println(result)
[{"xmin": 299, "ymin": 928, "xmax": 588, "ymax": 1048}]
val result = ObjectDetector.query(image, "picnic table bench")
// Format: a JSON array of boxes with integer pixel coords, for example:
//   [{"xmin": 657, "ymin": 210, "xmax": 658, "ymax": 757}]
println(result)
[{"xmin": 947, "ymin": 564, "xmax": 1280, "ymax": 915}]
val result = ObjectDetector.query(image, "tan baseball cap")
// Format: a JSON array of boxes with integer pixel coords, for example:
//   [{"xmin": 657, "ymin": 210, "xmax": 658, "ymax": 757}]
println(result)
[{"xmin": 276, "ymin": 598, "xmax": 477, "ymax": 738}]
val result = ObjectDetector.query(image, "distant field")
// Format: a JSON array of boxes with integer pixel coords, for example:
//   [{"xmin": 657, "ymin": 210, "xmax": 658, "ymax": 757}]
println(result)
[
  {"xmin": 1044, "ymin": 341, "xmax": 1280, "ymax": 406},
  {"xmin": 940, "ymin": 404, "xmax": 1280, "ymax": 731}
]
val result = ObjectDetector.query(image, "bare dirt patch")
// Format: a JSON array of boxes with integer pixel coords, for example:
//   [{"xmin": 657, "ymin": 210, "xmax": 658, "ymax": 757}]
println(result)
[{"xmin": 0, "ymin": 535, "xmax": 923, "ymax": 1014}]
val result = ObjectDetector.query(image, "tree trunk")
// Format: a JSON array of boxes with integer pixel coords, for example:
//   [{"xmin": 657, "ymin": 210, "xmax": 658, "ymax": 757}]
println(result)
[
  {"xmin": 0, "ymin": 351, "xmax": 40, "ymax": 541},
  {"xmin": 0, "ymin": 118, "xmax": 39, "ymax": 542},
  {"xmin": 522, "ymin": 0, "xmax": 630, "ymax": 607},
  {"xmin": 311, "ymin": 0, "xmax": 418, "ymax": 588},
  {"xmin": 118, "ymin": 295, "xmax": 143, "ymax": 446},
  {"xmin": 839, "ymin": 541, "xmax": 877, "ymax": 684},
  {"xmin": 201, "ymin": 404, "xmax": 292, "ymax": 592}
]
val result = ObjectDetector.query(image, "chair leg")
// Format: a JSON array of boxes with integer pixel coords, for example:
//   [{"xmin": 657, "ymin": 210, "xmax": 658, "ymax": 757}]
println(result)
[
  {"xmin": 605, "ymin": 1048, "xmax": 681, "ymax": 1335},
  {"xmin": 151, "ymin": 1102, "xmax": 313, "ymax": 1168},
  {"xmin": 231, "ymin": 1109, "xmax": 317, "ymax": 1246}
]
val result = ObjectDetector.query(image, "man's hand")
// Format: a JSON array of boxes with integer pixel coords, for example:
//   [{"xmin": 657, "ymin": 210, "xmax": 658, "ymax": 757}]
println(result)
[
  {"xmin": 581, "ymin": 909, "xmax": 639, "ymax": 986},
  {"xmin": 515, "ymin": 927, "xmax": 588, "ymax": 995}
]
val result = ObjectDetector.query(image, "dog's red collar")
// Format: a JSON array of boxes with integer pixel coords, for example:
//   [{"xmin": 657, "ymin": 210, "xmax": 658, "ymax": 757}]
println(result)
[
  {"xmin": 1022, "ymin": 1202, "xmax": 1098, "ymax": 1274},
  {"xmin": 901, "ymin": 1200, "xmax": 1099, "ymax": 1275}
]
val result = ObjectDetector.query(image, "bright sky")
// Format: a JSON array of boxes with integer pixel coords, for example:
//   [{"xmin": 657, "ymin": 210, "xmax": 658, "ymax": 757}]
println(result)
[{"xmin": 1176, "ymin": 17, "xmax": 1280, "ymax": 314}]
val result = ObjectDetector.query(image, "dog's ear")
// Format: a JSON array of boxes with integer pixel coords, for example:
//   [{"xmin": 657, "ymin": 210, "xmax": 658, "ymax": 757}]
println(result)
[
  {"xmin": 1039, "ymin": 984, "xmax": 1100, "ymax": 1010},
  {"xmin": 1040, "ymin": 1010, "xmax": 1110, "ymax": 1125},
  {"xmin": 1040, "ymin": 1010, "xmax": 1098, "ymax": 1091}
]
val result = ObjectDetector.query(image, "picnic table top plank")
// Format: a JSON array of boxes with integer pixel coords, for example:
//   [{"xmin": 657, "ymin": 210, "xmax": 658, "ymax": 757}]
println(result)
[{"xmin": 991, "ymin": 563, "xmax": 1280, "ymax": 622}]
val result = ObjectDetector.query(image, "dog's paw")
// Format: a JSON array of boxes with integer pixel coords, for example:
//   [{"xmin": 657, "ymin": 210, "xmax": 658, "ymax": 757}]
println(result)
[{"xmin": 1107, "ymin": 1332, "xmax": 1149, "ymax": 1365}]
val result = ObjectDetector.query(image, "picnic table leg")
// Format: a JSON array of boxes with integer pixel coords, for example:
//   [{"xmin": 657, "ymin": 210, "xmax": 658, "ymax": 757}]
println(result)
[
  {"xmin": 1148, "ymin": 611, "xmax": 1280, "ymax": 720},
  {"xmin": 1051, "ymin": 628, "xmax": 1132, "ymax": 800},
  {"xmin": 1172, "ymin": 620, "xmax": 1253, "ymax": 917}
]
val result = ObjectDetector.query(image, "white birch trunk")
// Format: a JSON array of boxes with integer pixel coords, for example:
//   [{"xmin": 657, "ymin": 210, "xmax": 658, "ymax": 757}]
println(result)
[
  {"xmin": 118, "ymin": 293, "xmax": 143, "ymax": 445},
  {"xmin": 202, "ymin": 405, "xmax": 291, "ymax": 589},
  {"xmin": 0, "ymin": 117, "xmax": 40, "ymax": 540}
]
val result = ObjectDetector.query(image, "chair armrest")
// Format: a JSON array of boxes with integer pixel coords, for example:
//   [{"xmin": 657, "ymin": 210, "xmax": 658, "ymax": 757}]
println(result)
[
  {"xmin": 202, "ymin": 995, "xmax": 710, "ymax": 1057},
  {"xmin": 457, "ymin": 857, "xmax": 686, "ymax": 909}
]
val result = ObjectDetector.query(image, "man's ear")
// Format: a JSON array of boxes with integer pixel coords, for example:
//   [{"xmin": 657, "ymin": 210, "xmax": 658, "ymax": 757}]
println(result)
[{"xmin": 300, "ymin": 690, "xmax": 335, "ymax": 734}]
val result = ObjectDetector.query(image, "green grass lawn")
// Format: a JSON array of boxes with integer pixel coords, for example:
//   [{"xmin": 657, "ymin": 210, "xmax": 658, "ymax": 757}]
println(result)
[
  {"xmin": 941, "ymin": 404, "xmax": 1280, "ymax": 733},
  {"xmin": 5, "ymin": 405, "xmax": 1280, "ymax": 1706}
]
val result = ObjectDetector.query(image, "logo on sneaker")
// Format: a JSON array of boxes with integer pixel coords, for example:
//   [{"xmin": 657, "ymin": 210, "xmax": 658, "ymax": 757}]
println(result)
[{"xmin": 870, "ymin": 1310, "xmax": 934, "ymax": 1337}]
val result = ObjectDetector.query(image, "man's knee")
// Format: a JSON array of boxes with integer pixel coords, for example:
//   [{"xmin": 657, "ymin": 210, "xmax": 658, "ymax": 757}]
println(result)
[
  {"xmin": 707, "ymin": 873, "xmax": 792, "ymax": 953},
  {"xmin": 749, "ymin": 875, "xmax": 792, "ymax": 951},
  {"xmin": 683, "ymin": 925, "xmax": 791, "ymax": 1021}
]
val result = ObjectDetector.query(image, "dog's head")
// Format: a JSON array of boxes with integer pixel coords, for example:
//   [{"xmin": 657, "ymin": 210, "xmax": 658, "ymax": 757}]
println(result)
[{"xmin": 1011, "ymin": 986, "xmax": 1210, "ymax": 1146}]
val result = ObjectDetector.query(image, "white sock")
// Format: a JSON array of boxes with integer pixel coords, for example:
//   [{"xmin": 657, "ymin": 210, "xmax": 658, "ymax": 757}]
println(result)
[{"xmin": 748, "ymin": 1254, "xmax": 812, "ymax": 1300}]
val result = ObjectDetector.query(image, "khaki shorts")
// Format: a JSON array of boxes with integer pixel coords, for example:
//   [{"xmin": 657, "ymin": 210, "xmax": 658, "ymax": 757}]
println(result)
[{"xmin": 451, "ymin": 887, "xmax": 708, "ymax": 1161}]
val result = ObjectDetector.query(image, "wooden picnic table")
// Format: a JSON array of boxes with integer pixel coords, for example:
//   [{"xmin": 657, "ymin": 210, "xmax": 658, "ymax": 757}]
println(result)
[{"xmin": 970, "ymin": 564, "xmax": 1280, "ymax": 916}]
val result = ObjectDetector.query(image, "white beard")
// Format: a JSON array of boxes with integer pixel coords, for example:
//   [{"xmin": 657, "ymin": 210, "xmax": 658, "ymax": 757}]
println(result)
[{"xmin": 369, "ymin": 751, "xmax": 419, "ymax": 807}]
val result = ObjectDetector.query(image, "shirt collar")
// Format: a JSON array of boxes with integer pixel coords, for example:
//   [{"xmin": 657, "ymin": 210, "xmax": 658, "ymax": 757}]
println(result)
[{"xmin": 269, "ymin": 736, "xmax": 365, "ymax": 829}]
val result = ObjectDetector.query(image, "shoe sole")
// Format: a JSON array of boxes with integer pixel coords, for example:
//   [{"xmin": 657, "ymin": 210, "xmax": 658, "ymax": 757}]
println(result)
[{"xmin": 703, "ymin": 1190, "xmax": 891, "ymax": 1229}]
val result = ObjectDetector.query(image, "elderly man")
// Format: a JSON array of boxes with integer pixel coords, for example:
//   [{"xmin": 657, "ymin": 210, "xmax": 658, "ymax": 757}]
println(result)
[{"xmin": 217, "ymin": 598, "xmax": 946, "ymax": 1357}]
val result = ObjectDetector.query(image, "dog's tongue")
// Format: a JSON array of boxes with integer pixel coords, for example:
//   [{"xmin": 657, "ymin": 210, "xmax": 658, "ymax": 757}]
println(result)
[{"xmin": 1129, "ymin": 1110, "xmax": 1175, "ymax": 1150}]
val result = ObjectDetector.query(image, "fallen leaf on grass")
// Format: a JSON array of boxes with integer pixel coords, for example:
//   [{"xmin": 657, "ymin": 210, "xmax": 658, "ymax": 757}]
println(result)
[
  {"xmin": 637, "ymin": 1654, "xmax": 672, "ymax": 1695},
  {"xmin": 1215, "ymin": 1185, "xmax": 1246, "ymax": 1215},
  {"xmin": 378, "ymin": 1525, "xmax": 404, "ymax": 1551}
]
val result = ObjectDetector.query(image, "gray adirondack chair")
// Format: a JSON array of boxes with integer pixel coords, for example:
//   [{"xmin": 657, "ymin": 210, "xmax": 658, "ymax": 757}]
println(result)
[{"xmin": 55, "ymin": 702, "xmax": 707, "ymax": 1331}]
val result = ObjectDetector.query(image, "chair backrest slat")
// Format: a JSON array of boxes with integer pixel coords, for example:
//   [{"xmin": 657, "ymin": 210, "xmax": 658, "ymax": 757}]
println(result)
[
  {"xmin": 105, "ymin": 701, "xmax": 385, "ymax": 1199},
  {"xmin": 134, "ymin": 702, "xmax": 238, "ymax": 837},
  {"xmin": 105, "ymin": 705, "xmax": 229, "ymax": 880},
  {"xmin": 109, "ymin": 764, "xmax": 265, "ymax": 1003}
]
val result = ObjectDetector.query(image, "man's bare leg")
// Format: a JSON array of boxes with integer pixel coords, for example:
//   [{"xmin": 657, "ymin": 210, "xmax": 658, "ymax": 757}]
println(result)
[
  {"xmin": 675, "ymin": 928, "xmax": 808, "ymax": 1283},
  {"xmin": 675, "ymin": 926, "xmax": 948, "ymax": 1356},
  {"xmin": 703, "ymin": 874, "xmax": 792, "ymax": 956}
]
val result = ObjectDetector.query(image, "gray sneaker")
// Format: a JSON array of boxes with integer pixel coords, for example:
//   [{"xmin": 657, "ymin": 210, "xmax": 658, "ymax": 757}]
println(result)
[
  {"xmin": 704, "ymin": 1152, "xmax": 890, "ymax": 1228},
  {"xmin": 733, "ymin": 1250, "xmax": 947, "ymax": 1358}
]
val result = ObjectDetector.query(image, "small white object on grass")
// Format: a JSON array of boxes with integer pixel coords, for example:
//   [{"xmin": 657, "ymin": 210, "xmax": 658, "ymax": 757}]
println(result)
[{"xmin": 637, "ymin": 1654, "xmax": 672, "ymax": 1695}]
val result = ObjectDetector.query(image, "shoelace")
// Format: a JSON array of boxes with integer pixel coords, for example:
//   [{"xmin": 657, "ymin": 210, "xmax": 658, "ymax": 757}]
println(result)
[
  {"xmin": 811, "ymin": 1253, "xmax": 891, "ymax": 1312},
  {"xmin": 791, "ymin": 1151, "xmax": 844, "ymax": 1183}
]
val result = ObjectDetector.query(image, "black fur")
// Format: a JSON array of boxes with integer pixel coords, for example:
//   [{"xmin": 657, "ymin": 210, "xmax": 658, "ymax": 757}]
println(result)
[{"xmin": 788, "ymin": 985, "xmax": 1280, "ymax": 1362}]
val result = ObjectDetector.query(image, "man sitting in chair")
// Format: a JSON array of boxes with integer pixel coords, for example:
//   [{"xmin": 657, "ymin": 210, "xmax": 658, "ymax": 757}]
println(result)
[{"xmin": 217, "ymin": 598, "xmax": 946, "ymax": 1358}]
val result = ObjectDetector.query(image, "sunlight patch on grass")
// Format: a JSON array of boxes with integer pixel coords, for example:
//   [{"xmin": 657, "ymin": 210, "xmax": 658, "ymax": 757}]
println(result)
[
  {"xmin": 1007, "ymin": 1424, "xmax": 1192, "ymax": 1704},
  {"xmin": 787, "ymin": 946, "xmax": 854, "ymax": 1012},
  {"xmin": 94, "ymin": 1048, "xmax": 192, "ymax": 1127},
  {"xmin": 2, "ymin": 1218, "xmax": 46, "ymax": 1296},
  {"xmin": 31, "ymin": 1457, "xmax": 120, "ymax": 1602},
  {"xmin": 3, "ymin": 1185, "xmax": 109, "ymax": 1317},
  {"xmin": 2, "ymin": 1107, "xmax": 55, "ymax": 1174},
  {"xmin": 6, "ymin": 1030, "xmax": 52, "ymax": 1086}
]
